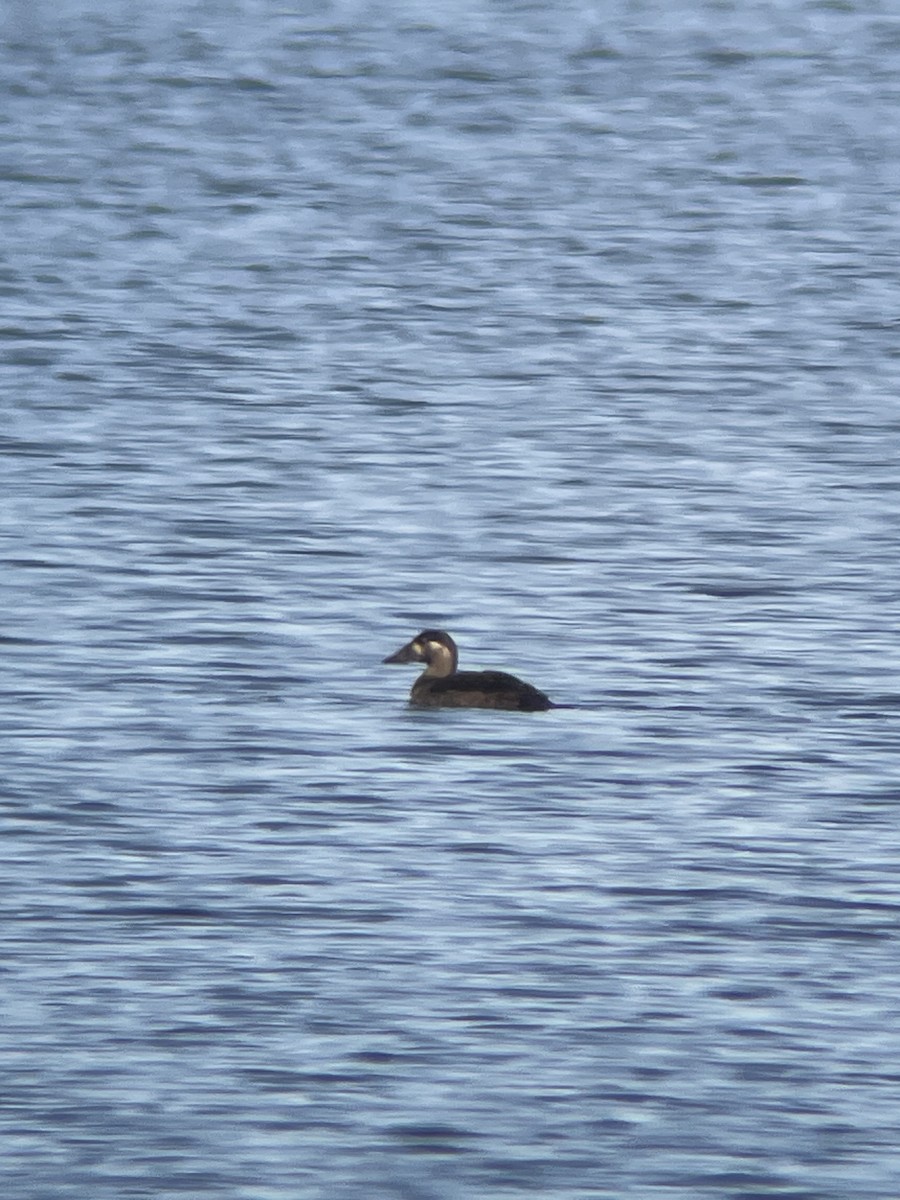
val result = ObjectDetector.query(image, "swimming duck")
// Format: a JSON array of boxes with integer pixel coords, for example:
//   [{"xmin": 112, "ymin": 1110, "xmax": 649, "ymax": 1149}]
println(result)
[{"xmin": 382, "ymin": 629, "xmax": 556, "ymax": 711}]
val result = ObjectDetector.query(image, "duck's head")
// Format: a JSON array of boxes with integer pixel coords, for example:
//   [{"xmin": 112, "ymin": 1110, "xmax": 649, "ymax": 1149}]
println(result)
[{"xmin": 382, "ymin": 629, "xmax": 459, "ymax": 677}]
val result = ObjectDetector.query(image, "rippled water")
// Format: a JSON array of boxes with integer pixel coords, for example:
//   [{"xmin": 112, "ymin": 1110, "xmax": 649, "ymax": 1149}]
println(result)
[{"xmin": 4, "ymin": 2, "xmax": 900, "ymax": 1197}]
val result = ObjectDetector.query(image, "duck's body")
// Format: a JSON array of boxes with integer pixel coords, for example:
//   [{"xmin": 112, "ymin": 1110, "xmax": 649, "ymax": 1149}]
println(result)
[{"xmin": 382, "ymin": 630, "xmax": 555, "ymax": 712}]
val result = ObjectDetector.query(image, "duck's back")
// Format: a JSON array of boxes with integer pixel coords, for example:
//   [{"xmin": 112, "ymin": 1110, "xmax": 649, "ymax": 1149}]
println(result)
[{"xmin": 411, "ymin": 669, "xmax": 554, "ymax": 712}]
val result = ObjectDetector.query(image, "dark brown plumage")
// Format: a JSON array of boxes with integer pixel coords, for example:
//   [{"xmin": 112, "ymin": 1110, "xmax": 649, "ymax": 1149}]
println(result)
[{"xmin": 382, "ymin": 629, "xmax": 555, "ymax": 712}]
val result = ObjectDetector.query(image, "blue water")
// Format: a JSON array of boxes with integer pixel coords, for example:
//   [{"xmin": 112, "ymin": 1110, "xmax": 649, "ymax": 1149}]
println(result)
[{"xmin": 4, "ymin": 2, "xmax": 900, "ymax": 1197}]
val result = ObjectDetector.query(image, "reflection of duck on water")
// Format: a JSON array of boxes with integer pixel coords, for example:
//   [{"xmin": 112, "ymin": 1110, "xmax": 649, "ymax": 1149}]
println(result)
[{"xmin": 383, "ymin": 629, "xmax": 557, "ymax": 712}]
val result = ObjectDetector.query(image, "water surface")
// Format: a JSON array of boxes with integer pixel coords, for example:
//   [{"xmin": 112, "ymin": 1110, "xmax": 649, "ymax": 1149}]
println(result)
[{"xmin": 3, "ymin": 2, "xmax": 900, "ymax": 1197}]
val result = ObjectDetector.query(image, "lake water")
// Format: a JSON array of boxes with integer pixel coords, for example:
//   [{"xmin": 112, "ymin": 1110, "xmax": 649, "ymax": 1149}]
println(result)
[{"xmin": 4, "ymin": 2, "xmax": 900, "ymax": 1197}]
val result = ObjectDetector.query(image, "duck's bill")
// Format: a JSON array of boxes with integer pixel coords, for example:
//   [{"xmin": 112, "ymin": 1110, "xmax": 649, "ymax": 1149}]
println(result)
[{"xmin": 382, "ymin": 641, "xmax": 421, "ymax": 664}]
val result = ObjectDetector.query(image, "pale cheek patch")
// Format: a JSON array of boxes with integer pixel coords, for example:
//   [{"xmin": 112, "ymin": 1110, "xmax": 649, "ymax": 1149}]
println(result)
[{"xmin": 424, "ymin": 642, "xmax": 454, "ymax": 669}]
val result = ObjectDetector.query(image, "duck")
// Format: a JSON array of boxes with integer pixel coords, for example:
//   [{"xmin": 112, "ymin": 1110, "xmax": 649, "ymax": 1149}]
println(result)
[{"xmin": 382, "ymin": 629, "xmax": 556, "ymax": 711}]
